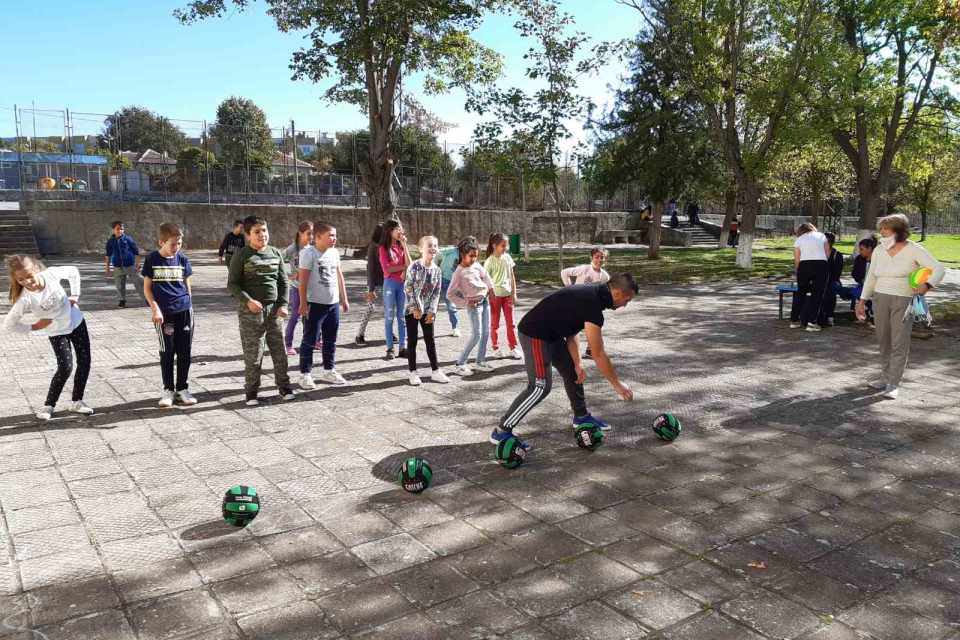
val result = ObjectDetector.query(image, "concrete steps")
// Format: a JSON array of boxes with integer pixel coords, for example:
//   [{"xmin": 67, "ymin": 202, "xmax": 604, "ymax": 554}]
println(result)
[{"xmin": 0, "ymin": 211, "xmax": 40, "ymax": 256}]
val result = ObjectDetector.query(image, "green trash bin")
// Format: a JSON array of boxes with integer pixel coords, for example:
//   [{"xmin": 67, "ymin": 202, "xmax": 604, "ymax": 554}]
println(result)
[{"xmin": 508, "ymin": 234, "xmax": 521, "ymax": 255}]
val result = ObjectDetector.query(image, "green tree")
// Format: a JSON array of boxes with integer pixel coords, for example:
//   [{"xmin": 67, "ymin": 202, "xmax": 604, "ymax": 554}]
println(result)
[
  {"xmin": 812, "ymin": 0, "xmax": 960, "ymax": 242},
  {"xmin": 210, "ymin": 96, "xmax": 275, "ymax": 171},
  {"xmin": 893, "ymin": 116, "xmax": 960, "ymax": 241},
  {"xmin": 176, "ymin": 146, "xmax": 219, "ymax": 172},
  {"xmin": 618, "ymin": 0, "xmax": 827, "ymax": 267},
  {"xmin": 84, "ymin": 147, "xmax": 132, "ymax": 170},
  {"xmin": 176, "ymin": 0, "xmax": 504, "ymax": 222},
  {"xmin": 101, "ymin": 106, "xmax": 187, "ymax": 155},
  {"xmin": 469, "ymin": 0, "xmax": 611, "ymax": 270},
  {"xmin": 766, "ymin": 130, "xmax": 850, "ymax": 228},
  {"xmin": 4, "ymin": 137, "xmax": 61, "ymax": 153}
]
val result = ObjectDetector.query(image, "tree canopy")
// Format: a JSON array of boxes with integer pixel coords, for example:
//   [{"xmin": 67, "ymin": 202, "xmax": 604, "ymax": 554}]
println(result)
[
  {"xmin": 102, "ymin": 106, "xmax": 187, "ymax": 155},
  {"xmin": 211, "ymin": 96, "xmax": 275, "ymax": 171}
]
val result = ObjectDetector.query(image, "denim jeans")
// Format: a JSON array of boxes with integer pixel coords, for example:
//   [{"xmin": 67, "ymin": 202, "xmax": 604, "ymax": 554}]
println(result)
[
  {"xmin": 383, "ymin": 278, "xmax": 406, "ymax": 350},
  {"xmin": 457, "ymin": 299, "xmax": 489, "ymax": 366},
  {"xmin": 439, "ymin": 278, "xmax": 459, "ymax": 330}
]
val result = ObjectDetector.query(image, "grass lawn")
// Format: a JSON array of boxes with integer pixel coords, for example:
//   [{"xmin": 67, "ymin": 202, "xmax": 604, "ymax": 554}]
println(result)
[
  {"xmin": 514, "ymin": 247, "xmax": 798, "ymax": 286},
  {"xmin": 756, "ymin": 234, "xmax": 960, "ymax": 265}
]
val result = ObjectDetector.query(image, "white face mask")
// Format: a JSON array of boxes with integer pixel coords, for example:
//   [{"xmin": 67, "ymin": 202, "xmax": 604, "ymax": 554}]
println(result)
[{"xmin": 880, "ymin": 236, "xmax": 896, "ymax": 249}]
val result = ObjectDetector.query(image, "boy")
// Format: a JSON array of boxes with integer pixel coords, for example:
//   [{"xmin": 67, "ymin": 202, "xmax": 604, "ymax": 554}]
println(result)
[
  {"xmin": 298, "ymin": 222, "xmax": 349, "ymax": 388},
  {"xmin": 228, "ymin": 216, "xmax": 295, "ymax": 406},
  {"xmin": 560, "ymin": 247, "xmax": 610, "ymax": 359},
  {"xmin": 436, "ymin": 243, "xmax": 461, "ymax": 337},
  {"xmin": 105, "ymin": 221, "xmax": 146, "ymax": 308},
  {"xmin": 218, "ymin": 220, "xmax": 245, "ymax": 268},
  {"xmin": 142, "ymin": 223, "xmax": 197, "ymax": 408}
]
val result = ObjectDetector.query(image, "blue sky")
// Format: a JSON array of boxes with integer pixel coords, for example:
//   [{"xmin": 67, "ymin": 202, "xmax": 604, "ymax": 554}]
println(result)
[{"xmin": 0, "ymin": 0, "xmax": 642, "ymax": 150}]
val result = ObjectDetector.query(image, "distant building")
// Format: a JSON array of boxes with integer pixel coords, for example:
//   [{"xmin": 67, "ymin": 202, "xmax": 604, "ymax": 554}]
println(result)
[
  {"xmin": 0, "ymin": 151, "xmax": 109, "ymax": 190},
  {"xmin": 121, "ymin": 149, "xmax": 177, "ymax": 174},
  {"xmin": 272, "ymin": 152, "xmax": 312, "ymax": 171}
]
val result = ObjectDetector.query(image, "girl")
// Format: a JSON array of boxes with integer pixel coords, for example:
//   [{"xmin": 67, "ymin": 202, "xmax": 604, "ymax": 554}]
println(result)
[
  {"xmin": 378, "ymin": 219, "xmax": 412, "ymax": 360},
  {"xmin": 403, "ymin": 236, "xmax": 450, "ymax": 386},
  {"xmin": 858, "ymin": 214, "xmax": 944, "ymax": 400},
  {"xmin": 447, "ymin": 236, "xmax": 495, "ymax": 377},
  {"xmin": 3, "ymin": 255, "xmax": 94, "ymax": 420},
  {"xmin": 284, "ymin": 222, "xmax": 317, "ymax": 355},
  {"xmin": 483, "ymin": 233, "xmax": 521, "ymax": 360},
  {"xmin": 355, "ymin": 224, "xmax": 385, "ymax": 346}
]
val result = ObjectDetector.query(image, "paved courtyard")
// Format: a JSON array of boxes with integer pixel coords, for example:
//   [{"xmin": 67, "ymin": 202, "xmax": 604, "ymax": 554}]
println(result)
[{"xmin": 0, "ymin": 250, "xmax": 959, "ymax": 640}]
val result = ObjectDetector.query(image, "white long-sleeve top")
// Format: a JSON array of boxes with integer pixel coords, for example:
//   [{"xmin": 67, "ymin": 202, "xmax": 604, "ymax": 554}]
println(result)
[
  {"xmin": 2, "ymin": 266, "xmax": 84, "ymax": 336},
  {"xmin": 861, "ymin": 241, "xmax": 945, "ymax": 300},
  {"xmin": 561, "ymin": 264, "xmax": 611, "ymax": 286}
]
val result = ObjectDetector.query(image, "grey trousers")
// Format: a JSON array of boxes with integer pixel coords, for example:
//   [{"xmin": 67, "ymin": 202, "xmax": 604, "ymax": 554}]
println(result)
[
  {"xmin": 114, "ymin": 266, "xmax": 145, "ymax": 302},
  {"xmin": 873, "ymin": 292, "xmax": 913, "ymax": 385}
]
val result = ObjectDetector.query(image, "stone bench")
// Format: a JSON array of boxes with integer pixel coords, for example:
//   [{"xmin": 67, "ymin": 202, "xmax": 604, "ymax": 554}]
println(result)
[{"xmin": 600, "ymin": 229, "xmax": 644, "ymax": 244}]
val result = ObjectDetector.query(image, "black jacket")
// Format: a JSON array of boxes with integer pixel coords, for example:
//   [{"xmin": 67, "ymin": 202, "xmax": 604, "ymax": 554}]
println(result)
[
  {"xmin": 827, "ymin": 250, "xmax": 844, "ymax": 282},
  {"xmin": 852, "ymin": 255, "xmax": 869, "ymax": 284},
  {"xmin": 366, "ymin": 242, "xmax": 385, "ymax": 292}
]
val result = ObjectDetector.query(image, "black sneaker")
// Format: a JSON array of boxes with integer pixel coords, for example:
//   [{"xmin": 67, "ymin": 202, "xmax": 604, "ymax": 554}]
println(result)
[
  {"xmin": 385, "ymin": 348, "xmax": 396, "ymax": 360},
  {"xmin": 118, "ymin": 300, "xmax": 126, "ymax": 308},
  {"xmin": 398, "ymin": 348, "xmax": 408, "ymax": 359},
  {"xmin": 279, "ymin": 387, "xmax": 296, "ymax": 401},
  {"xmin": 355, "ymin": 335, "xmax": 367, "ymax": 346},
  {"xmin": 584, "ymin": 348, "xmax": 593, "ymax": 360}
]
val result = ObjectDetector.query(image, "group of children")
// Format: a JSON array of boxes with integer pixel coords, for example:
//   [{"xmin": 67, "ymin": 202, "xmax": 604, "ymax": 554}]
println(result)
[{"xmin": 3, "ymin": 215, "xmax": 614, "ymax": 420}]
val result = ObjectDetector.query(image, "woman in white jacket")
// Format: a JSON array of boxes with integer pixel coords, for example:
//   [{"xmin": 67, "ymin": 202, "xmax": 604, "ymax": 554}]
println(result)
[
  {"xmin": 857, "ymin": 215, "xmax": 945, "ymax": 399},
  {"xmin": 3, "ymin": 254, "xmax": 94, "ymax": 420}
]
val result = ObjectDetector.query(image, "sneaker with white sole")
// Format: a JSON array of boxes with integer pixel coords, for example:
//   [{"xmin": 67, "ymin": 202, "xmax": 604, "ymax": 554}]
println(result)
[
  {"xmin": 409, "ymin": 373, "xmax": 422, "ymax": 386},
  {"xmin": 279, "ymin": 387, "xmax": 297, "ymax": 401},
  {"xmin": 452, "ymin": 328, "xmax": 461, "ymax": 338},
  {"xmin": 456, "ymin": 364, "xmax": 474, "ymax": 377},
  {"xmin": 883, "ymin": 384, "xmax": 899, "ymax": 399},
  {"xmin": 474, "ymin": 362, "xmax": 494, "ymax": 371},
  {"xmin": 789, "ymin": 322, "xmax": 801, "ymax": 329},
  {"xmin": 321, "ymin": 369, "xmax": 347, "ymax": 385},
  {"xmin": 299, "ymin": 373, "xmax": 317, "ymax": 390},
  {"xmin": 868, "ymin": 379, "xmax": 887, "ymax": 390},
  {"xmin": 245, "ymin": 393, "xmax": 259, "ymax": 407},
  {"xmin": 491, "ymin": 349, "xmax": 503, "ymax": 359},
  {"xmin": 158, "ymin": 390, "xmax": 175, "ymax": 408},
  {"xmin": 827, "ymin": 318, "xmax": 834, "ymax": 327},
  {"xmin": 176, "ymin": 390, "xmax": 198, "ymax": 405},
  {"xmin": 36, "ymin": 405, "xmax": 54, "ymax": 421},
  {"xmin": 431, "ymin": 369, "xmax": 450, "ymax": 384},
  {"xmin": 69, "ymin": 400, "xmax": 94, "ymax": 415},
  {"xmin": 512, "ymin": 347, "xmax": 524, "ymax": 359},
  {"xmin": 806, "ymin": 325, "xmax": 822, "ymax": 333}
]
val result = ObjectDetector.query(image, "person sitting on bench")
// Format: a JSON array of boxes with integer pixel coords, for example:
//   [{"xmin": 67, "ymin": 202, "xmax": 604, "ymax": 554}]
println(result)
[{"xmin": 839, "ymin": 236, "xmax": 876, "ymax": 321}]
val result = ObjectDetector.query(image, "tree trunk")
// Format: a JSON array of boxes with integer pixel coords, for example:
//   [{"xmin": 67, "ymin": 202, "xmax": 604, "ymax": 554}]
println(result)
[
  {"xmin": 855, "ymin": 181, "xmax": 881, "ymax": 244},
  {"xmin": 921, "ymin": 207, "xmax": 927, "ymax": 242},
  {"xmin": 718, "ymin": 188, "xmax": 736, "ymax": 249},
  {"xmin": 811, "ymin": 184, "xmax": 822, "ymax": 229},
  {"xmin": 920, "ymin": 178, "xmax": 931, "ymax": 242},
  {"xmin": 648, "ymin": 200, "xmax": 665, "ymax": 260},
  {"xmin": 735, "ymin": 181, "xmax": 760, "ymax": 268},
  {"xmin": 358, "ymin": 153, "xmax": 398, "ymax": 222},
  {"xmin": 521, "ymin": 173, "xmax": 530, "ymax": 262},
  {"xmin": 552, "ymin": 180, "xmax": 565, "ymax": 271}
]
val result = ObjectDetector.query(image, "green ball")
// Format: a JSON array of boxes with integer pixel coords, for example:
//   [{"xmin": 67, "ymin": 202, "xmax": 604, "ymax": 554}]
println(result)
[
  {"xmin": 222, "ymin": 485, "xmax": 260, "ymax": 527},
  {"xmin": 574, "ymin": 424, "xmax": 604, "ymax": 451},
  {"xmin": 495, "ymin": 436, "xmax": 527, "ymax": 469},
  {"xmin": 909, "ymin": 267, "xmax": 932, "ymax": 289},
  {"xmin": 397, "ymin": 457, "xmax": 433, "ymax": 494},
  {"xmin": 653, "ymin": 413, "xmax": 682, "ymax": 441}
]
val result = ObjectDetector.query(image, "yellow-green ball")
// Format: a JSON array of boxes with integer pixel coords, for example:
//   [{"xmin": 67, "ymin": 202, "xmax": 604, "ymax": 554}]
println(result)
[{"xmin": 909, "ymin": 268, "xmax": 932, "ymax": 289}]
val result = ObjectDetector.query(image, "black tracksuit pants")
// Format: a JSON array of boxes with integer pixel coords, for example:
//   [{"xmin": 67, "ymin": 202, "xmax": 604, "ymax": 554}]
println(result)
[
  {"xmin": 156, "ymin": 308, "xmax": 194, "ymax": 392},
  {"xmin": 790, "ymin": 261, "xmax": 829, "ymax": 327}
]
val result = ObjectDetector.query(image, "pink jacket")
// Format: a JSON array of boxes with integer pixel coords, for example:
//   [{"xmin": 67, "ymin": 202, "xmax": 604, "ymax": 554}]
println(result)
[
  {"xmin": 447, "ymin": 263, "xmax": 494, "ymax": 307},
  {"xmin": 379, "ymin": 244, "xmax": 406, "ymax": 283}
]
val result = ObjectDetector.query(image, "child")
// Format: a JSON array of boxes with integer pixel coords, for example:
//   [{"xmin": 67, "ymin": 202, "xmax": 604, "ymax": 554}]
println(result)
[
  {"xmin": 3, "ymin": 255, "xmax": 94, "ymax": 420},
  {"xmin": 840, "ymin": 237, "xmax": 876, "ymax": 321},
  {"xmin": 447, "ymin": 236, "xmax": 494, "ymax": 377},
  {"xmin": 484, "ymin": 233, "xmax": 521, "ymax": 360},
  {"xmin": 561, "ymin": 247, "xmax": 610, "ymax": 358},
  {"xmin": 379, "ymin": 220, "xmax": 412, "ymax": 360},
  {"xmin": 142, "ymin": 223, "xmax": 197, "ymax": 408},
  {"xmin": 298, "ymin": 222, "xmax": 349, "ymax": 388},
  {"xmin": 105, "ymin": 220, "xmax": 146, "ymax": 308},
  {"xmin": 436, "ymin": 242, "xmax": 461, "ymax": 337},
  {"xmin": 404, "ymin": 236, "xmax": 450, "ymax": 386},
  {"xmin": 284, "ymin": 222, "xmax": 315, "ymax": 355},
  {"xmin": 818, "ymin": 232, "xmax": 845, "ymax": 327},
  {"xmin": 729, "ymin": 216, "xmax": 740, "ymax": 247},
  {"xmin": 218, "ymin": 220, "xmax": 245, "ymax": 268},
  {"xmin": 227, "ymin": 215, "xmax": 295, "ymax": 406},
  {"xmin": 355, "ymin": 224, "xmax": 385, "ymax": 346}
]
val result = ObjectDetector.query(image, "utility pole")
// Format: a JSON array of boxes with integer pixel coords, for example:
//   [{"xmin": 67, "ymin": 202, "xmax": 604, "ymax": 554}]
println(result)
[
  {"xmin": 31, "ymin": 100, "xmax": 37, "ymax": 152},
  {"xmin": 290, "ymin": 120, "xmax": 299, "ymax": 196},
  {"xmin": 203, "ymin": 120, "xmax": 211, "ymax": 204},
  {"xmin": 66, "ymin": 109, "xmax": 76, "ymax": 199},
  {"xmin": 14, "ymin": 105, "xmax": 25, "ymax": 198}
]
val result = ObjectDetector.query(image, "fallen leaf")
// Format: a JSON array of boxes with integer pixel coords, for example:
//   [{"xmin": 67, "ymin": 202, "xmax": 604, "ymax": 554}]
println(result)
[
  {"xmin": 747, "ymin": 562, "xmax": 766, "ymax": 569},
  {"xmin": 633, "ymin": 590, "xmax": 644, "ymax": 596}
]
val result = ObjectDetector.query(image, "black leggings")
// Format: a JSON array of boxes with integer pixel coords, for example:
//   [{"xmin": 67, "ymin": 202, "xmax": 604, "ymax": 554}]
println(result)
[
  {"xmin": 46, "ymin": 320, "xmax": 91, "ymax": 406},
  {"xmin": 405, "ymin": 314, "xmax": 438, "ymax": 372},
  {"xmin": 790, "ymin": 260, "xmax": 829, "ymax": 326}
]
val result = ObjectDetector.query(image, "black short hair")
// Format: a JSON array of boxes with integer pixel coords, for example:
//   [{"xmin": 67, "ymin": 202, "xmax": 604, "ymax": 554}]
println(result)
[
  {"xmin": 232, "ymin": 219, "xmax": 243, "ymax": 227},
  {"xmin": 111, "ymin": 220, "xmax": 124, "ymax": 229},
  {"xmin": 243, "ymin": 216, "xmax": 266, "ymax": 235},
  {"xmin": 609, "ymin": 273, "xmax": 638, "ymax": 295},
  {"xmin": 824, "ymin": 232, "xmax": 836, "ymax": 245},
  {"xmin": 859, "ymin": 236, "xmax": 878, "ymax": 249}
]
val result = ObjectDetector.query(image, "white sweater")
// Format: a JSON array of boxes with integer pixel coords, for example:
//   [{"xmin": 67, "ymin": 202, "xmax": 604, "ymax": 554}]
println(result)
[
  {"xmin": 561, "ymin": 265, "xmax": 611, "ymax": 286},
  {"xmin": 861, "ymin": 241, "xmax": 945, "ymax": 300},
  {"xmin": 2, "ymin": 266, "xmax": 84, "ymax": 336}
]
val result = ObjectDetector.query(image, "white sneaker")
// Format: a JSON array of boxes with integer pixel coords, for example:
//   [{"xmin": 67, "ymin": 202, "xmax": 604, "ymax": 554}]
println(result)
[
  {"xmin": 69, "ymin": 400, "xmax": 94, "ymax": 415},
  {"xmin": 299, "ymin": 373, "xmax": 317, "ymax": 390},
  {"xmin": 789, "ymin": 322, "xmax": 801, "ymax": 329},
  {"xmin": 245, "ymin": 397, "xmax": 260, "ymax": 407},
  {"xmin": 158, "ymin": 390, "xmax": 175, "ymax": 408},
  {"xmin": 883, "ymin": 384, "xmax": 899, "ymax": 399},
  {"xmin": 409, "ymin": 373, "xmax": 422, "ymax": 386},
  {"xmin": 37, "ymin": 406, "xmax": 54, "ymax": 421},
  {"xmin": 452, "ymin": 328, "xmax": 461, "ymax": 338},
  {"xmin": 431, "ymin": 369, "xmax": 451, "ymax": 384},
  {"xmin": 456, "ymin": 364, "xmax": 474, "ymax": 377},
  {"xmin": 869, "ymin": 379, "xmax": 887, "ymax": 390},
  {"xmin": 321, "ymin": 369, "xmax": 347, "ymax": 385},
  {"xmin": 491, "ymin": 349, "xmax": 502, "ymax": 359},
  {"xmin": 474, "ymin": 362, "xmax": 494, "ymax": 371},
  {"xmin": 176, "ymin": 390, "xmax": 198, "ymax": 406},
  {"xmin": 827, "ymin": 318, "xmax": 835, "ymax": 327},
  {"xmin": 806, "ymin": 325, "xmax": 822, "ymax": 333},
  {"xmin": 512, "ymin": 347, "xmax": 524, "ymax": 359}
]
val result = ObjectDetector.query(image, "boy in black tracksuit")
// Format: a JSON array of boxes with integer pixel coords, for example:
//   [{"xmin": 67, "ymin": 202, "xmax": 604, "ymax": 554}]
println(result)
[
  {"xmin": 218, "ymin": 220, "xmax": 246, "ymax": 268},
  {"xmin": 491, "ymin": 276, "xmax": 638, "ymax": 449}
]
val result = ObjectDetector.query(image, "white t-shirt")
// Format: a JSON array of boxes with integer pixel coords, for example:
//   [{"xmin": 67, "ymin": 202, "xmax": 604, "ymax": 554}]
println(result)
[
  {"xmin": 561, "ymin": 264, "xmax": 611, "ymax": 286},
  {"xmin": 2, "ymin": 266, "xmax": 84, "ymax": 337},
  {"xmin": 299, "ymin": 246, "xmax": 340, "ymax": 305},
  {"xmin": 794, "ymin": 232, "xmax": 827, "ymax": 262}
]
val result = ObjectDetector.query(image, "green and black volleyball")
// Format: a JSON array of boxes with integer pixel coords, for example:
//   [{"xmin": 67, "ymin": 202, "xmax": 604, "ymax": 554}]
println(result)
[
  {"xmin": 575, "ymin": 424, "xmax": 604, "ymax": 451},
  {"xmin": 495, "ymin": 436, "xmax": 526, "ymax": 469},
  {"xmin": 653, "ymin": 413, "xmax": 682, "ymax": 441},
  {"xmin": 398, "ymin": 457, "xmax": 433, "ymax": 494},
  {"xmin": 222, "ymin": 485, "xmax": 260, "ymax": 527}
]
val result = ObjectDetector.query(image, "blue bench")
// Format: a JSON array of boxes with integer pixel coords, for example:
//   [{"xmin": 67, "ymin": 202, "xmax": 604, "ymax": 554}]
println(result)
[{"xmin": 776, "ymin": 286, "xmax": 797, "ymax": 320}]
